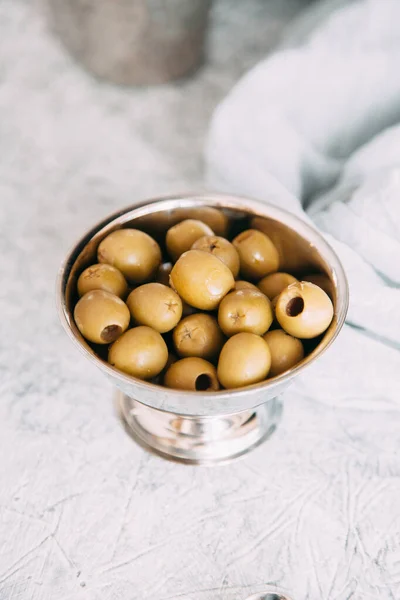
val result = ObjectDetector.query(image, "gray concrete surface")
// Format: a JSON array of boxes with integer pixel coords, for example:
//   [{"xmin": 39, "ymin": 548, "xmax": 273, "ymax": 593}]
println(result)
[{"xmin": 6, "ymin": 2, "xmax": 393, "ymax": 600}]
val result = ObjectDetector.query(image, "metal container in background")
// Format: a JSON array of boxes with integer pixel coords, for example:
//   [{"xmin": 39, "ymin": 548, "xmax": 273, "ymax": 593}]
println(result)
[{"xmin": 47, "ymin": 0, "xmax": 212, "ymax": 85}]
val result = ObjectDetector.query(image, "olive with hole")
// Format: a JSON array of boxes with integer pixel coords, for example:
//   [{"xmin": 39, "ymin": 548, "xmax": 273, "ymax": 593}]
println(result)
[
  {"xmin": 164, "ymin": 357, "xmax": 220, "ymax": 391},
  {"xmin": 232, "ymin": 229, "xmax": 279, "ymax": 279},
  {"xmin": 275, "ymin": 281, "xmax": 334, "ymax": 338},
  {"xmin": 97, "ymin": 228, "xmax": 161, "ymax": 283},
  {"xmin": 127, "ymin": 283, "xmax": 182, "ymax": 333},
  {"xmin": 74, "ymin": 289, "xmax": 130, "ymax": 344},
  {"xmin": 108, "ymin": 326, "xmax": 168, "ymax": 379},
  {"xmin": 173, "ymin": 314, "xmax": 224, "ymax": 360},
  {"xmin": 217, "ymin": 333, "xmax": 271, "ymax": 389},
  {"xmin": 258, "ymin": 272, "xmax": 297, "ymax": 300},
  {"xmin": 218, "ymin": 289, "xmax": 273, "ymax": 336},
  {"xmin": 170, "ymin": 250, "xmax": 235, "ymax": 310},
  {"xmin": 77, "ymin": 263, "xmax": 128, "ymax": 298},
  {"xmin": 191, "ymin": 235, "xmax": 240, "ymax": 278},
  {"xmin": 166, "ymin": 219, "xmax": 214, "ymax": 262},
  {"xmin": 156, "ymin": 262, "xmax": 172, "ymax": 286},
  {"xmin": 263, "ymin": 329, "xmax": 304, "ymax": 377},
  {"xmin": 234, "ymin": 280, "xmax": 260, "ymax": 292},
  {"xmin": 173, "ymin": 207, "xmax": 229, "ymax": 237}
]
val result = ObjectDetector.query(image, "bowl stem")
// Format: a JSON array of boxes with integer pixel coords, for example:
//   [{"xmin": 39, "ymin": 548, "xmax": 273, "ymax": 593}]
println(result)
[{"xmin": 116, "ymin": 392, "xmax": 283, "ymax": 465}]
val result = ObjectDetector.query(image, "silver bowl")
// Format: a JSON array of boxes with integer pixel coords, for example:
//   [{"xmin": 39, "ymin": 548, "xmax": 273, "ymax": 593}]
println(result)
[{"xmin": 57, "ymin": 193, "xmax": 348, "ymax": 464}]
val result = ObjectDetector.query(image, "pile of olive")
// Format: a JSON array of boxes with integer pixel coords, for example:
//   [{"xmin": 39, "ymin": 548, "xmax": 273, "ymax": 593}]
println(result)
[{"xmin": 74, "ymin": 210, "xmax": 334, "ymax": 391}]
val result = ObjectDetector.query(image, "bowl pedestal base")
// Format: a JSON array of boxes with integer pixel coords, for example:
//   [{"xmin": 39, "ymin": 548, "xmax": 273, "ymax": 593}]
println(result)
[{"xmin": 117, "ymin": 392, "xmax": 283, "ymax": 465}]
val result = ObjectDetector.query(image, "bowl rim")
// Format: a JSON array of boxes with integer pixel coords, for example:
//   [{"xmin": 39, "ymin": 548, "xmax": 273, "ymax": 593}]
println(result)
[{"xmin": 56, "ymin": 192, "xmax": 349, "ymax": 401}]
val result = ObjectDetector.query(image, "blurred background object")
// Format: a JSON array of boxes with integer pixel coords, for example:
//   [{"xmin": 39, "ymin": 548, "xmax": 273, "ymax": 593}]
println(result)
[{"xmin": 47, "ymin": 0, "xmax": 212, "ymax": 84}]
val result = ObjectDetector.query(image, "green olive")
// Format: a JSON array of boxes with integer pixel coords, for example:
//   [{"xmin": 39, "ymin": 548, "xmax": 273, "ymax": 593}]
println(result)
[
  {"xmin": 191, "ymin": 235, "xmax": 240, "ymax": 278},
  {"xmin": 217, "ymin": 333, "xmax": 271, "ymax": 389},
  {"xmin": 164, "ymin": 357, "xmax": 220, "ymax": 391},
  {"xmin": 77, "ymin": 263, "xmax": 128, "ymax": 298},
  {"xmin": 234, "ymin": 280, "xmax": 260, "ymax": 292},
  {"xmin": 218, "ymin": 289, "xmax": 273, "ymax": 336},
  {"xmin": 263, "ymin": 329, "xmax": 304, "ymax": 377},
  {"xmin": 232, "ymin": 229, "xmax": 279, "ymax": 279},
  {"xmin": 257, "ymin": 272, "xmax": 297, "ymax": 300},
  {"xmin": 173, "ymin": 314, "xmax": 224, "ymax": 360},
  {"xmin": 275, "ymin": 281, "xmax": 334, "ymax": 338},
  {"xmin": 170, "ymin": 250, "xmax": 235, "ymax": 310},
  {"xmin": 97, "ymin": 228, "xmax": 162, "ymax": 283},
  {"xmin": 108, "ymin": 326, "xmax": 168, "ymax": 379},
  {"xmin": 127, "ymin": 283, "xmax": 182, "ymax": 333},
  {"xmin": 173, "ymin": 207, "xmax": 229, "ymax": 237},
  {"xmin": 74, "ymin": 290, "xmax": 130, "ymax": 344},
  {"xmin": 166, "ymin": 219, "xmax": 214, "ymax": 262},
  {"xmin": 302, "ymin": 273, "xmax": 333, "ymax": 299},
  {"xmin": 250, "ymin": 216, "xmax": 311, "ymax": 272},
  {"xmin": 156, "ymin": 262, "xmax": 173, "ymax": 286}
]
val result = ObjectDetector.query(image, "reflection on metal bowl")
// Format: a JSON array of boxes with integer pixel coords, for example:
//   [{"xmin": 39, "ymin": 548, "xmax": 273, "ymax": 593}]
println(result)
[{"xmin": 57, "ymin": 194, "xmax": 348, "ymax": 464}]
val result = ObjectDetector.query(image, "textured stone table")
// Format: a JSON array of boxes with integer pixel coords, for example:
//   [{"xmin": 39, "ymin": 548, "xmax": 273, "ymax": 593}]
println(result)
[{"xmin": 1, "ymin": 1, "xmax": 399, "ymax": 599}]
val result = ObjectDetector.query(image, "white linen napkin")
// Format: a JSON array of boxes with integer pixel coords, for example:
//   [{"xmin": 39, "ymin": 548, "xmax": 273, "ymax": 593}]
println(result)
[{"xmin": 206, "ymin": 0, "xmax": 400, "ymax": 410}]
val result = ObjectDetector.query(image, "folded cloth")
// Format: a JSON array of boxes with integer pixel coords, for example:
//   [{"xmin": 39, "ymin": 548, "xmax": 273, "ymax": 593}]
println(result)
[
  {"xmin": 206, "ymin": 4, "xmax": 400, "ymax": 597},
  {"xmin": 206, "ymin": 0, "xmax": 400, "ymax": 411}
]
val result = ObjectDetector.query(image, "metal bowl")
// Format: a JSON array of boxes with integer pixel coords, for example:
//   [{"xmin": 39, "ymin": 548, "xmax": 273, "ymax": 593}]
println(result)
[{"xmin": 57, "ymin": 193, "xmax": 348, "ymax": 464}]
